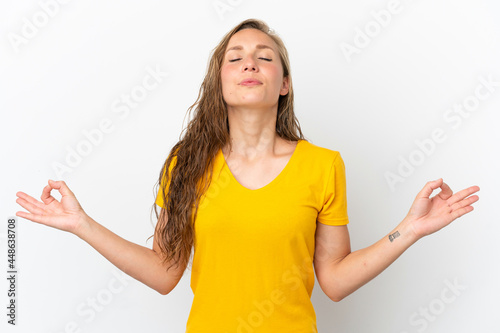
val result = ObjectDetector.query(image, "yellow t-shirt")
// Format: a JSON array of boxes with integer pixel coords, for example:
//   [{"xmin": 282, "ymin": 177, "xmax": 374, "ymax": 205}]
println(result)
[{"xmin": 155, "ymin": 139, "xmax": 349, "ymax": 332}]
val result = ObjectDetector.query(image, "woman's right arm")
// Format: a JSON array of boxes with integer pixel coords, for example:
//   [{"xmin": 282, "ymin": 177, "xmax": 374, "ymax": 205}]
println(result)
[
  {"xmin": 15, "ymin": 179, "xmax": 184, "ymax": 295},
  {"xmin": 76, "ymin": 214, "xmax": 185, "ymax": 295}
]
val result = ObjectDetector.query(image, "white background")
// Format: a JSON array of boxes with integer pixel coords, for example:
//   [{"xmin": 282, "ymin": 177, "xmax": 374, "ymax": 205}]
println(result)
[{"xmin": 1, "ymin": 0, "xmax": 499, "ymax": 332}]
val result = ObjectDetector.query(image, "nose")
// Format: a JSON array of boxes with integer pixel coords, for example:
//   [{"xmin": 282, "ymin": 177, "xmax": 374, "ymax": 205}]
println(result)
[{"xmin": 243, "ymin": 56, "xmax": 258, "ymax": 72}]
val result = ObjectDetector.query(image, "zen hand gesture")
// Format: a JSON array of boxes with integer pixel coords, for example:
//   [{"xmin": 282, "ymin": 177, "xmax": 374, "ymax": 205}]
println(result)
[
  {"xmin": 15, "ymin": 180, "xmax": 89, "ymax": 235},
  {"xmin": 405, "ymin": 178, "xmax": 480, "ymax": 239}
]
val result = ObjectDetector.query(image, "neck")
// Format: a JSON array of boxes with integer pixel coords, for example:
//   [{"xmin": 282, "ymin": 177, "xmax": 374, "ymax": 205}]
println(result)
[{"xmin": 224, "ymin": 104, "xmax": 281, "ymax": 159}]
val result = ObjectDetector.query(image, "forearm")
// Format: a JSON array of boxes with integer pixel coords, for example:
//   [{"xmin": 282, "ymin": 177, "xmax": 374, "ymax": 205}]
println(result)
[
  {"xmin": 328, "ymin": 219, "xmax": 418, "ymax": 301},
  {"xmin": 74, "ymin": 215, "xmax": 181, "ymax": 295}
]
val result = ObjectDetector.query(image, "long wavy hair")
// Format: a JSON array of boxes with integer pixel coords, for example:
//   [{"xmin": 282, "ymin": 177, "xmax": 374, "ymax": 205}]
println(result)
[{"xmin": 150, "ymin": 18, "xmax": 306, "ymax": 274}]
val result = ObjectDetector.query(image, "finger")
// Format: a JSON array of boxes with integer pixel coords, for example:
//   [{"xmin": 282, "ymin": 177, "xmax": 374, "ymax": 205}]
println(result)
[
  {"xmin": 41, "ymin": 183, "xmax": 57, "ymax": 205},
  {"xmin": 437, "ymin": 182, "xmax": 453, "ymax": 201},
  {"xmin": 416, "ymin": 178, "xmax": 443, "ymax": 199},
  {"xmin": 447, "ymin": 185, "xmax": 480, "ymax": 206},
  {"xmin": 15, "ymin": 210, "xmax": 50, "ymax": 225},
  {"xmin": 48, "ymin": 180, "xmax": 76, "ymax": 198},
  {"xmin": 450, "ymin": 205, "xmax": 474, "ymax": 220},
  {"xmin": 450, "ymin": 194, "xmax": 479, "ymax": 212},
  {"xmin": 16, "ymin": 191, "xmax": 44, "ymax": 208},
  {"xmin": 16, "ymin": 196, "xmax": 46, "ymax": 216}
]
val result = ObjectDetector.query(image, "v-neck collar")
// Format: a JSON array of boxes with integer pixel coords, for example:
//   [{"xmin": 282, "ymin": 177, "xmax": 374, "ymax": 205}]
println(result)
[{"xmin": 219, "ymin": 139, "xmax": 303, "ymax": 192}]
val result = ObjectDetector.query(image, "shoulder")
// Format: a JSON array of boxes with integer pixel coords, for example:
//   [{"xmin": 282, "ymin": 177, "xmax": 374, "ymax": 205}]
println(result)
[{"xmin": 299, "ymin": 139, "xmax": 341, "ymax": 163}]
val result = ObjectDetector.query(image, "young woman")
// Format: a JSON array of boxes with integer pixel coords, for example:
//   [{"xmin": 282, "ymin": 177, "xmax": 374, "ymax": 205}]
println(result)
[{"xmin": 15, "ymin": 18, "xmax": 479, "ymax": 332}]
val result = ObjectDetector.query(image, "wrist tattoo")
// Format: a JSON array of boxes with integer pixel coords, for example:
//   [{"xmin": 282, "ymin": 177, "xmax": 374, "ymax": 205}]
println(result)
[{"xmin": 389, "ymin": 231, "xmax": 400, "ymax": 242}]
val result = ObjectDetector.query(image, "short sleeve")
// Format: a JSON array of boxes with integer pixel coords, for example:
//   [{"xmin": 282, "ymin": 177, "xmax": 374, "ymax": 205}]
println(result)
[
  {"xmin": 317, "ymin": 152, "xmax": 349, "ymax": 225},
  {"xmin": 155, "ymin": 155, "xmax": 177, "ymax": 209}
]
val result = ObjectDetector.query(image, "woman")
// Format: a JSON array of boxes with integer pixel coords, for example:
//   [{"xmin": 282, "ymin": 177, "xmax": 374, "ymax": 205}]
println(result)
[{"xmin": 16, "ymin": 19, "xmax": 479, "ymax": 332}]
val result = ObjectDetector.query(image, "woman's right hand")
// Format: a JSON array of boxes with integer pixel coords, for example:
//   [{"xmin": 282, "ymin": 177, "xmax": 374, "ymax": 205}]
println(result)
[{"xmin": 15, "ymin": 179, "xmax": 89, "ymax": 235}]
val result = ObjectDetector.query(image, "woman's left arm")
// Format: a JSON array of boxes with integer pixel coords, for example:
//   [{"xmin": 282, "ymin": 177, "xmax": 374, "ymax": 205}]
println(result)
[{"xmin": 314, "ymin": 178, "xmax": 480, "ymax": 302}]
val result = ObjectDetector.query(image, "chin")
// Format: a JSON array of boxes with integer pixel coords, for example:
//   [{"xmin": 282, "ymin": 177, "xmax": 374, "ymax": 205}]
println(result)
[
  {"xmin": 228, "ymin": 101, "xmax": 273, "ymax": 109},
  {"xmin": 227, "ymin": 95, "xmax": 273, "ymax": 106}
]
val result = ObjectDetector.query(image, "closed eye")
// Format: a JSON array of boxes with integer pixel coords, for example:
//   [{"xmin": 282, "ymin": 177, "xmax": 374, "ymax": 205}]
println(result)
[{"xmin": 228, "ymin": 58, "xmax": 272, "ymax": 62}]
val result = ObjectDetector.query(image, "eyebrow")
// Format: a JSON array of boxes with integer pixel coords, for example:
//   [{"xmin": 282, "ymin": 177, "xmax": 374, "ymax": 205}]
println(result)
[{"xmin": 225, "ymin": 44, "xmax": 276, "ymax": 54}]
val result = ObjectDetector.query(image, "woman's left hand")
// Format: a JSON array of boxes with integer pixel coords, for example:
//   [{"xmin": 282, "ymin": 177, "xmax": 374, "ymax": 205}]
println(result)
[{"xmin": 404, "ymin": 178, "xmax": 480, "ymax": 239}]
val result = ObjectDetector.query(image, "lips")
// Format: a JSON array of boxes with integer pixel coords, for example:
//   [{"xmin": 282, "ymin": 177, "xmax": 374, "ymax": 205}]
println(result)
[{"xmin": 239, "ymin": 78, "xmax": 262, "ymax": 86}]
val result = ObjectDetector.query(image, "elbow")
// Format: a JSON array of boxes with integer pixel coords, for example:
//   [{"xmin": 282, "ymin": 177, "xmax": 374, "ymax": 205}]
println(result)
[
  {"xmin": 156, "ymin": 280, "xmax": 179, "ymax": 295},
  {"xmin": 329, "ymin": 295, "xmax": 345, "ymax": 302},
  {"xmin": 157, "ymin": 289, "xmax": 169, "ymax": 296},
  {"xmin": 155, "ymin": 274, "xmax": 184, "ymax": 296},
  {"xmin": 318, "ymin": 276, "xmax": 348, "ymax": 302},
  {"xmin": 156, "ymin": 287, "xmax": 171, "ymax": 296},
  {"xmin": 154, "ymin": 282, "xmax": 173, "ymax": 295},
  {"xmin": 328, "ymin": 290, "xmax": 348, "ymax": 302}
]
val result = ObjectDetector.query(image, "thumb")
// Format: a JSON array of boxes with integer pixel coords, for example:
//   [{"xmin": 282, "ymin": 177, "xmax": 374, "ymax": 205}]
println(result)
[
  {"xmin": 416, "ymin": 178, "xmax": 443, "ymax": 199},
  {"xmin": 48, "ymin": 180, "xmax": 85, "ymax": 212}
]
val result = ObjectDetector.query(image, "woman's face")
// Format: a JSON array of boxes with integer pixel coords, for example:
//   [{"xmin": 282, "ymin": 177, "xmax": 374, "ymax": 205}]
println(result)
[{"xmin": 221, "ymin": 28, "xmax": 289, "ymax": 110}]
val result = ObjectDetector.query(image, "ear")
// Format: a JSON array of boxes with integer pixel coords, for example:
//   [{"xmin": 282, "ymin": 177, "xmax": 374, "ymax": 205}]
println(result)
[{"xmin": 280, "ymin": 76, "xmax": 290, "ymax": 96}]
